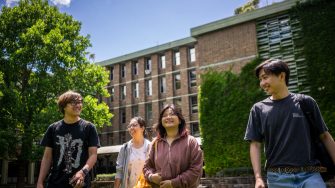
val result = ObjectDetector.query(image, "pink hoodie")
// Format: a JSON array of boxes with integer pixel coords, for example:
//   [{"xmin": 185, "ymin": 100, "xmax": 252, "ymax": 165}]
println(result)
[{"xmin": 143, "ymin": 134, "xmax": 203, "ymax": 188}]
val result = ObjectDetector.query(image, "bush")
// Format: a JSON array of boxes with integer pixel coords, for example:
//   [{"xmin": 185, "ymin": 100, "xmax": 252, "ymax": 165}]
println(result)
[{"xmin": 95, "ymin": 173, "xmax": 115, "ymax": 181}]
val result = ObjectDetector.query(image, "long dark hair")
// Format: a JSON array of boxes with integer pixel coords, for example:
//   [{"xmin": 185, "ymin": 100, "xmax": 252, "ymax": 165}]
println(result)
[{"xmin": 155, "ymin": 104, "xmax": 188, "ymax": 138}]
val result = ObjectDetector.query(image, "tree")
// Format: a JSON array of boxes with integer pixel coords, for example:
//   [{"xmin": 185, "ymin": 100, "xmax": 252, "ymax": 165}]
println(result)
[
  {"xmin": 0, "ymin": 0, "xmax": 112, "ymax": 187},
  {"xmin": 235, "ymin": 0, "xmax": 260, "ymax": 15}
]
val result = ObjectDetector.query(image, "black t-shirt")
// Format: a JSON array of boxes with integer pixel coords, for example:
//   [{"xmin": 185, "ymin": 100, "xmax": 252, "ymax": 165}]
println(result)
[
  {"xmin": 244, "ymin": 93, "xmax": 328, "ymax": 168},
  {"xmin": 40, "ymin": 119, "xmax": 100, "ymax": 188}
]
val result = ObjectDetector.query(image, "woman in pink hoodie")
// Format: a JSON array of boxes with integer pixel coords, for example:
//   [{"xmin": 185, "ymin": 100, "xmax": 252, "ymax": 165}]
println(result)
[{"xmin": 143, "ymin": 104, "xmax": 203, "ymax": 188}]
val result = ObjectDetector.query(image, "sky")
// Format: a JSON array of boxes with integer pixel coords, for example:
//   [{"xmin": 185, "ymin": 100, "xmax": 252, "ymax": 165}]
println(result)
[{"xmin": 1, "ymin": 0, "xmax": 283, "ymax": 62}]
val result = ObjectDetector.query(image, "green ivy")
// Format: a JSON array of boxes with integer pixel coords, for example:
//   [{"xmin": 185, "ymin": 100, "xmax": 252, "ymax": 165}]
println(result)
[
  {"xmin": 199, "ymin": 58, "xmax": 265, "ymax": 175},
  {"xmin": 293, "ymin": 0, "xmax": 335, "ymax": 130}
]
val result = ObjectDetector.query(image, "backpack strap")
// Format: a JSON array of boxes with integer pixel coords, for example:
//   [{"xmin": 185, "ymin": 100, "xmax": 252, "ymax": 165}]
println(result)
[{"xmin": 297, "ymin": 94, "xmax": 318, "ymax": 139}]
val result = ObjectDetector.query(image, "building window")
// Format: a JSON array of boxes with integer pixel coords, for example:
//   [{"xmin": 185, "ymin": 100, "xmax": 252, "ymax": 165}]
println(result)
[
  {"xmin": 121, "ymin": 64, "xmax": 126, "ymax": 78},
  {"xmin": 174, "ymin": 73, "xmax": 181, "ymax": 90},
  {"xmin": 133, "ymin": 82, "xmax": 139, "ymax": 98},
  {"xmin": 108, "ymin": 87, "xmax": 114, "ymax": 102},
  {"xmin": 146, "ymin": 79, "xmax": 152, "ymax": 96},
  {"xmin": 190, "ymin": 122, "xmax": 200, "ymax": 136},
  {"xmin": 189, "ymin": 70, "xmax": 197, "ymax": 87},
  {"xmin": 132, "ymin": 61, "xmax": 138, "ymax": 75},
  {"xmin": 109, "ymin": 66, "xmax": 114, "ymax": 80},
  {"xmin": 132, "ymin": 105, "xmax": 139, "ymax": 117},
  {"xmin": 120, "ymin": 85, "xmax": 126, "ymax": 100},
  {"xmin": 145, "ymin": 58, "xmax": 152, "ymax": 74},
  {"xmin": 159, "ymin": 100, "xmax": 167, "ymax": 111},
  {"xmin": 173, "ymin": 97, "xmax": 182, "ymax": 108},
  {"xmin": 120, "ymin": 108, "xmax": 126, "ymax": 124},
  {"xmin": 190, "ymin": 95, "xmax": 198, "ymax": 114},
  {"xmin": 174, "ymin": 51, "xmax": 180, "ymax": 65},
  {"xmin": 189, "ymin": 47, "xmax": 196, "ymax": 62},
  {"xmin": 159, "ymin": 76, "xmax": 166, "ymax": 93},
  {"xmin": 120, "ymin": 131, "xmax": 126, "ymax": 144},
  {"xmin": 146, "ymin": 103, "xmax": 152, "ymax": 121},
  {"xmin": 159, "ymin": 55, "xmax": 166, "ymax": 69}
]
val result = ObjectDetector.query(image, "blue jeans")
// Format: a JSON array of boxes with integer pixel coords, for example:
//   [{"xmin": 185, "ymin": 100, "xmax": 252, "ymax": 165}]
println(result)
[{"xmin": 267, "ymin": 171, "xmax": 326, "ymax": 188}]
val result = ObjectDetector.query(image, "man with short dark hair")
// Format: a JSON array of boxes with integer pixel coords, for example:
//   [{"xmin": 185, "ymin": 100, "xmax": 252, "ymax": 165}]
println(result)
[
  {"xmin": 37, "ymin": 90, "xmax": 100, "ymax": 188},
  {"xmin": 244, "ymin": 59, "xmax": 335, "ymax": 188}
]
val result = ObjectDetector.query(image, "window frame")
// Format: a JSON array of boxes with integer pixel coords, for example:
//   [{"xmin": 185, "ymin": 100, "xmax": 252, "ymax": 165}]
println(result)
[
  {"xmin": 174, "ymin": 51, "xmax": 180, "ymax": 65},
  {"xmin": 189, "ymin": 70, "xmax": 197, "ymax": 87},
  {"xmin": 174, "ymin": 73, "xmax": 181, "ymax": 90},
  {"xmin": 159, "ymin": 55, "xmax": 166, "ymax": 69},
  {"xmin": 145, "ymin": 79, "xmax": 152, "ymax": 96},
  {"xmin": 190, "ymin": 95, "xmax": 198, "ymax": 114},
  {"xmin": 189, "ymin": 47, "xmax": 196, "ymax": 63}
]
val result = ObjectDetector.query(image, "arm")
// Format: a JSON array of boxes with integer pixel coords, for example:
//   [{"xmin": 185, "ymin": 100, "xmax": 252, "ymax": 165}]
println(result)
[
  {"xmin": 169, "ymin": 137, "xmax": 203, "ymax": 188},
  {"xmin": 37, "ymin": 147, "xmax": 53, "ymax": 188},
  {"xmin": 114, "ymin": 144, "xmax": 126, "ymax": 188},
  {"xmin": 250, "ymin": 141, "xmax": 265, "ymax": 188},
  {"xmin": 113, "ymin": 178, "xmax": 121, "ymax": 188},
  {"xmin": 143, "ymin": 141, "xmax": 161, "ymax": 185},
  {"xmin": 70, "ymin": 146, "xmax": 98, "ymax": 187},
  {"xmin": 320, "ymin": 131, "xmax": 335, "ymax": 163},
  {"xmin": 83, "ymin": 146, "xmax": 98, "ymax": 171}
]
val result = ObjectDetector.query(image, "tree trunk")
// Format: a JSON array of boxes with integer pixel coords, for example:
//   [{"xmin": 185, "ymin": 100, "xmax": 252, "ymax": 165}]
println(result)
[{"xmin": 16, "ymin": 125, "xmax": 33, "ymax": 188}]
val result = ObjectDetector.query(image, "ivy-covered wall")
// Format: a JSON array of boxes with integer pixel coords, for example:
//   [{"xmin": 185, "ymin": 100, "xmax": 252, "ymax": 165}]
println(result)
[
  {"xmin": 199, "ymin": 58, "xmax": 264, "ymax": 175},
  {"xmin": 199, "ymin": 0, "xmax": 335, "ymax": 176},
  {"xmin": 294, "ymin": 0, "xmax": 335, "ymax": 128}
]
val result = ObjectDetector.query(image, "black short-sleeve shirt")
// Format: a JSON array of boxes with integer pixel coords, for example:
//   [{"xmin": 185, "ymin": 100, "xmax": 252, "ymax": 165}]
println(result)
[
  {"xmin": 40, "ymin": 119, "xmax": 100, "ymax": 188},
  {"xmin": 244, "ymin": 93, "xmax": 328, "ymax": 168}
]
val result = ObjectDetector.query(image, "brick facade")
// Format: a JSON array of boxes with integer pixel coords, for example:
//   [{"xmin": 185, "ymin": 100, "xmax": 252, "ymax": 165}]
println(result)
[
  {"xmin": 95, "ymin": 0, "xmax": 299, "ymax": 174},
  {"xmin": 99, "ymin": 20, "xmax": 259, "ymax": 148},
  {"xmin": 197, "ymin": 21, "xmax": 258, "ymax": 74}
]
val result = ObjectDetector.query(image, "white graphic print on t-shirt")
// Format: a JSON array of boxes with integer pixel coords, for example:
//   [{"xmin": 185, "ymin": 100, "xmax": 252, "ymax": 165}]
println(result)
[{"xmin": 56, "ymin": 133, "xmax": 83, "ymax": 174}]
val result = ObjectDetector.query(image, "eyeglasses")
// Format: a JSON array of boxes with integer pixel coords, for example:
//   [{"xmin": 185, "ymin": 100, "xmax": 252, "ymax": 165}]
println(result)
[
  {"xmin": 70, "ymin": 100, "xmax": 83, "ymax": 106},
  {"xmin": 127, "ymin": 123, "xmax": 139, "ymax": 129}
]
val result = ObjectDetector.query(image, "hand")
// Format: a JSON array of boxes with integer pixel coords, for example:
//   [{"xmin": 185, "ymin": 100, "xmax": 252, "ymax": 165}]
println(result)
[
  {"xmin": 150, "ymin": 173, "xmax": 162, "ymax": 185},
  {"xmin": 160, "ymin": 180, "xmax": 173, "ymax": 188},
  {"xmin": 255, "ymin": 177, "xmax": 265, "ymax": 188},
  {"xmin": 69, "ymin": 170, "xmax": 86, "ymax": 188}
]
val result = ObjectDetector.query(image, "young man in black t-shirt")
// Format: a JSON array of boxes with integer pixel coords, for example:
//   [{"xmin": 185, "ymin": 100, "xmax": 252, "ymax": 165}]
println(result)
[
  {"xmin": 37, "ymin": 90, "xmax": 100, "ymax": 188},
  {"xmin": 244, "ymin": 59, "xmax": 335, "ymax": 188}
]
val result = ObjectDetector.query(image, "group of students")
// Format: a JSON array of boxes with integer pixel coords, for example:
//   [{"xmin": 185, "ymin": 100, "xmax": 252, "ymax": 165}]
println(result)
[
  {"xmin": 36, "ymin": 58, "xmax": 335, "ymax": 188},
  {"xmin": 36, "ymin": 90, "xmax": 203, "ymax": 188},
  {"xmin": 114, "ymin": 104, "xmax": 203, "ymax": 188}
]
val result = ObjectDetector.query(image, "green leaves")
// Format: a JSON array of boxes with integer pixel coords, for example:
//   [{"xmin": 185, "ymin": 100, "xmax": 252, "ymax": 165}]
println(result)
[
  {"xmin": 81, "ymin": 95, "xmax": 113, "ymax": 129},
  {"xmin": 0, "ymin": 0, "xmax": 112, "ymax": 161},
  {"xmin": 294, "ymin": 0, "xmax": 335, "ymax": 129},
  {"xmin": 199, "ymin": 58, "xmax": 264, "ymax": 175}
]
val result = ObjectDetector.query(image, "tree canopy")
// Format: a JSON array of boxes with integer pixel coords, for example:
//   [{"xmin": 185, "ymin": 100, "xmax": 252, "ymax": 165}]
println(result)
[
  {"xmin": 0, "ymin": 0, "xmax": 112, "ymax": 186},
  {"xmin": 235, "ymin": 0, "xmax": 260, "ymax": 15}
]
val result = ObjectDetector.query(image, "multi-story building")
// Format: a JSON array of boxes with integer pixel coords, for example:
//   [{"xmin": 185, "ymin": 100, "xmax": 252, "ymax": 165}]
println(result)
[{"xmin": 95, "ymin": 0, "xmax": 305, "ymax": 174}]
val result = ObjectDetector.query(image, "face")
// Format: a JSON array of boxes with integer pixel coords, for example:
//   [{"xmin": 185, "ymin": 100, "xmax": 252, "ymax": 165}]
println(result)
[
  {"xmin": 161, "ymin": 108, "xmax": 180, "ymax": 129},
  {"xmin": 258, "ymin": 69, "xmax": 285, "ymax": 96},
  {"xmin": 127, "ymin": 119, "xmax": 144, "ymax": 138},
  {"xmin": 64, "ymin": 99, "xmax": 83, "ymax": 117}
]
